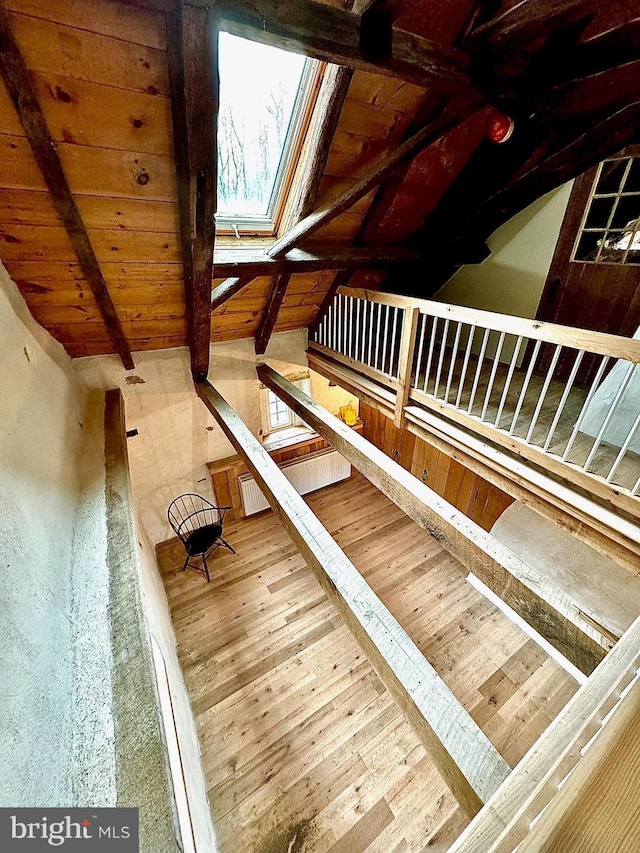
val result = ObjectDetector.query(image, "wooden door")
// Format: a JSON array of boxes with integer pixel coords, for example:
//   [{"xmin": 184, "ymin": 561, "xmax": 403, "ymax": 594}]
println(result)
[{"xmin": 536, "ymin": 149, "xmax": 640, "ymax": 383}]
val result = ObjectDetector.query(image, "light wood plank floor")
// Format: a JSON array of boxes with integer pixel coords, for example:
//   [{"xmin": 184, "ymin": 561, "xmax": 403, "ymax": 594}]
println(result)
[{"xmin": 160, "ymin": 474, "xmax": 579, "ymax": 853}]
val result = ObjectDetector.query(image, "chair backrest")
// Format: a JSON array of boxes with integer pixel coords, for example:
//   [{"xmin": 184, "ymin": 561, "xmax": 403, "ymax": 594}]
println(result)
[{"xmin": 167, "ymin": 494, "xmax": 223, "ymax": 544}]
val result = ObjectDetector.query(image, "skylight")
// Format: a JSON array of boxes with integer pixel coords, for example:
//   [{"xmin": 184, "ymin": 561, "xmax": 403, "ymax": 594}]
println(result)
[{"xmin": 216, "ymin": 33, "xmax": 318, "ymax": 234}]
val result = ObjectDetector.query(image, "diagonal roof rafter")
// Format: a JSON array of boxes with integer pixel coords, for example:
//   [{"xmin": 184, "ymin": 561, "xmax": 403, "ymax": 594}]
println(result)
[{"xmin": 0, "ymin": 1, "xmax": 134, "ymax": 370}]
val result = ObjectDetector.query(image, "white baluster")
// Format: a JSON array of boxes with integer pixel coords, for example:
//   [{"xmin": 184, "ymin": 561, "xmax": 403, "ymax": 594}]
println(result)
[
  {"xmin": 525, "ymin": 344, "xmax": 562, "ymax": 444},
  {"xmin": 444, "ymin": 321, "xmax": 463, "ymax": 403},
  {"xmin": 494, "ymin": 335, "xmax": 524, "ymax": 428},
  {"xmin": 606, "ymin": 410, "xmax": 640, "ymax": 484},
  {"xmin": 433, "ymin": 318, "xmax": 450, "ymax": 398},
  {"xmin": 455, "ymin": 325, "xmax": 475, "ymax": 408},
  {"xmin": 414, "ymin": 314, "xmax": 427, "ymax": 389},
  {"xmin": 481, "ymin": 331, "xmax": 506, "ymax": 421},
  {"xmin": 509, "ymin": 339, "xmax": 542, "ymax": 434},
  {"xmin": 583, "ymin": 362, "xmax": 637, "ymax": 472},
  {"xmin": 467, "ymin": 328, "xmax": 490, "ymax": 414},
  {"xmin": 423, "ymin": 316, "xmax": 438, "ymax": 393},
  {"xmin": 543, "ymin": 350, "xmax": 585, "ymax": 452},
  {"xmin": 563, "ymin": 355, "xmax": 611, "ymax": 461}
]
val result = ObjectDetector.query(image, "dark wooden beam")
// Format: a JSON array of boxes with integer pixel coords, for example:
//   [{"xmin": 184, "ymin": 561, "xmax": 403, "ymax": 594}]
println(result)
[
  {"xmin": 255, "ymin": 273, "xmax": 292, "ymax": 354},
  {"xmin": 355, "ymin": 92, "xmax": 445, "ymax": 245},
  {"xmin": 482, "ymin": 100, "xmax": 640, "ymax": 237},
  {"xmin": 282, "ymin": 65, "xmax": 353, "ymax": 231},
  {"xmin": 190, "ymin": 0, "xmax": 471, "ymax": 94},
  {"xmin": 464, "ymin": 0, "xmax": 594, "ymax": 51},
  {"xmin": 399, "ymin": 92, "xmax": 640, "ymax": 299},
  {"xmin": 546, "ymin": 19, "xmax": 640, "ymax": 87},
  {"xmin": 167, "ymin": 2, "xmax": 218, "ymax": 381},
  {"xmin": 196, "ymin": 379, "xmax": 511, "ymax": 818},
  {"xmin": 211, "ymin": 275, "xmax": 255, "ymax": 312},
  {"xmin": 0, "ymin": 3, "xmax": 133, "ymax": 369},
  {"xmin": 258, "ymin": 365, "xmax": 607, "ymax": 675},
  {"xmin": 268, "ymin": 100, "xmax": 482, "ymax": 258},
  {"xmin": 213, "ymin": 245, "xmax": 418, "ymax": 277}
]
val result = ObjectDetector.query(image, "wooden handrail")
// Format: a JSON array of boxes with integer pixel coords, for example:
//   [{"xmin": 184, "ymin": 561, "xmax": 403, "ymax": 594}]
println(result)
[
  {"xmin": 338, "ymin": 287, "xmax": 640, "ymax": 363},
  {"xmin": 447, "ymin": 613, "xmax": 640, "ymax": 852}
]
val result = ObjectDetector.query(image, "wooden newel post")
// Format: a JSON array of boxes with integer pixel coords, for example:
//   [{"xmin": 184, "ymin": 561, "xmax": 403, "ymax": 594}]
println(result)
[{"xmin": 395, "ymin": 306, "xmax": 420, "ymax": 428}]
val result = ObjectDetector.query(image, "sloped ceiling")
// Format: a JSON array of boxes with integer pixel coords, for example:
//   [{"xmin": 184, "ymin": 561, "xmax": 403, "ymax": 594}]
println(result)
[{"xmin": 0, "ymin": 0, "xmax": 638, "ymax": 363}]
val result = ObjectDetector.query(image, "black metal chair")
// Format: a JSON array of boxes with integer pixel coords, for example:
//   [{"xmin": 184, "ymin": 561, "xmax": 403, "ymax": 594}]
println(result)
[{"xmin": 167, "ymin": 494, "xmax": 235, "ymax": 582}]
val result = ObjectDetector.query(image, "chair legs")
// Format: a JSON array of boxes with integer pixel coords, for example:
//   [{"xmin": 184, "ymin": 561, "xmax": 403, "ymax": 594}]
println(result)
[
  {"xmin": 219, "ymin": 537, "xmax": 236, "ymax": 555},
  {"xmin": 181, "ymin": 537, "xmax": 235, "ymax": 582},
  {"xmin": 201, "ymin": 553, "xmax": 211, "ymax": 583}
]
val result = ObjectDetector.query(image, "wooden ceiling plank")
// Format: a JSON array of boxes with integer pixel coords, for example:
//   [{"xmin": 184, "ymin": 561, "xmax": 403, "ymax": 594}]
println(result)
[
  {"xmin": 196, "ymin": 378, "xmax": 511, "ymax": 818},
  {"xmin": 254, "ymin": 273, "xmax": 292, "ymax": 354},
  {"xmin": 267, "ymin": 101, "xmax": 482, "ymax": 258},
  {"xmin": 190, "ymin": 0, "xmax": 470, "ymax": 93},
  {"xmin": 0, "ymin": 2, "xmax": 134, "ymax": 369},
  {"xmin": 210, "ymin": 275, "xmax": 255, "ymax": 312},
  {"xmin": 167, "ymin": 1, "xmax": 218, "ymax": 380}
]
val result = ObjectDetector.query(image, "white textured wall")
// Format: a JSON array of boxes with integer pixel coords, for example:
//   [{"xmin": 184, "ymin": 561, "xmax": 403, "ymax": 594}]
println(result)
[
  {"xmin": 436, "ymin": 183, "xmax": 573, "ymax": 322},
  {"xmin": 74, "ymin": 330, "xmax": 352, "ymax": 545},
  {"xmin": 137, "ymin": 519, "xmax": 217, "ymax": 852},
  {"xmin": 0, "ymin": 263, "xmax": 90, "ymax": 806}
]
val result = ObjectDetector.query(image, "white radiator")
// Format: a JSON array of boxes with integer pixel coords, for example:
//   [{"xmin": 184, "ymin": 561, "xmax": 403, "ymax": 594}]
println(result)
[{"xmin": 238, "ymin": 448, "xmax": 351, "ymax": 516}]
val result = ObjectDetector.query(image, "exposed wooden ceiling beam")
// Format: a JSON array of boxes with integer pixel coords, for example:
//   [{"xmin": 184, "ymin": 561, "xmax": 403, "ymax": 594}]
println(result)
[
  {"xmin": 196, "ymin": 379, "xmax": 511, "ymax": 817},
  {"xmin": 167, "ymin": 2, "xmax": 218, "ymax": 381},
  {"xmin": 547, "ymin": 19, "xmax": 640, "ymax": 86},
  {"xmin": 355, "ymin": 92, "xmax": 446, "ymax": 245},
  {"xmin": 189, "ymin": 0, "xmax": 471, "ymax": 94},
  {"xmin": 214, "ymin": 245, "xmax": 418, "ymax": 278},
  {"xmin": 258, "ymin": 365, "xmax": 606, "ymax": 675},
  {"xmin": 464, "ymin": 0, "xmax": 594, "ymax": 51},
  {"xmin": 254, "ymin": 273, "xmax": 292, "ymax": 355},
  {"xmin": 399, "ymin": 92, "xmax": 640, "ymax": 298},
  {"xmin": 282, "ymin": 65, "xmax": 353, "ymax": 231},
  {"xmin": 268, "ymin": 100, "xmax": 483, "ymax": 258},
  {"xmin": 0, "ymin": 3, "xmax": 134, "ymax": 369},
  {"xmin": 211, "ymin": 275, "xmax": 255, "ymax": 312}
]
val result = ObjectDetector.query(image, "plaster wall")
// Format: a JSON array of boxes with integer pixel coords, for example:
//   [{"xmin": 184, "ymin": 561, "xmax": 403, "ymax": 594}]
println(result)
[
  {"xmin": 435, "ymin": 182, "xmax": 573, "ymax": 358},
  {"xmin": 137, "ymin": 519, "xmax": 217, "ymax": 852},
  {"xmin": 75, "ymin": 330, "xmax": 354, "ymax": 545},
  {"xmin": 0, "ymin": 263, "xmax": 89, "ymax": 806},
  {"xmin": 491, "ymin": 502, "xmax": 640, "ymax": 638}
]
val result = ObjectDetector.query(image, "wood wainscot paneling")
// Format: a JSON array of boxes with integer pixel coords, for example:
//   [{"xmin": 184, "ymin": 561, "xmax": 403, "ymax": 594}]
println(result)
[{"xmin": 360, "ymin": 401, "xmax": 513, "ymax": 531}]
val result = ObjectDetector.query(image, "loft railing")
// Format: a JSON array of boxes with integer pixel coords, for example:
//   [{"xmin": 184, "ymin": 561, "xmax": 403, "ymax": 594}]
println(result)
[
  {"xmin": 310, "ymin": 288, "xmax": 640, "ymax": 514},
  {"xmin": 448, "ymin": 612, "xmax": 640, "ymax": 852}
]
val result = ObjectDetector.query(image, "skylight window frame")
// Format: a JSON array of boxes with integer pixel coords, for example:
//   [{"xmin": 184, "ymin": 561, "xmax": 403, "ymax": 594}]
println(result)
[{"xmin": 215, "ymin": 52, "xmax": 324, "ymax": 237}]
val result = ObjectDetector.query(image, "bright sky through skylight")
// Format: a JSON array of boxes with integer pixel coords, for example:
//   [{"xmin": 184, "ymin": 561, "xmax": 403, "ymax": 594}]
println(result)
[{"xmin": 217, "ymin": 33, "xmax": 307, "ymax": 219}]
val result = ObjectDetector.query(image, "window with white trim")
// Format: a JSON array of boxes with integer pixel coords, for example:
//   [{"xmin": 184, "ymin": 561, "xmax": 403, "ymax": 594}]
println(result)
[
  {"xmin": 216, "ymin": 33, "xmax": 321, "ymax": 235},
  {"xmin": 260, "ymin": 374, "xmax": 311, "ymax": 437}
]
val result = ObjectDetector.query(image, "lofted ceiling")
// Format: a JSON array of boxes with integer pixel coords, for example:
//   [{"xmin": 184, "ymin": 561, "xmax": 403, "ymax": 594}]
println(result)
[{"xmin": 0, "ymin": 0, "xmax": 638, "ymax": 373}]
